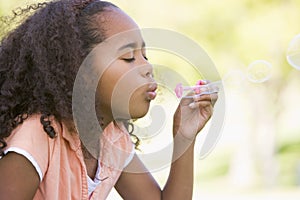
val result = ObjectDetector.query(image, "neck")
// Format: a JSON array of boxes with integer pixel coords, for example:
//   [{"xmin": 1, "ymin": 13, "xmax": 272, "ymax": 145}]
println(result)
[
  {"xmin": 96, "ymin": 105, "xmax": 114, "ymax": 130},
  {"xmin": 98, "ymin": 115, "xmax": 112, "ymax": 130},
  {"xmin": 96, "ymin": 103, "xmax": 130, "ymax": 129}
]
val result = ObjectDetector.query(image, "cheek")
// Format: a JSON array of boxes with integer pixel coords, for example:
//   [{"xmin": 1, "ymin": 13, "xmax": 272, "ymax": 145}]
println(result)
[
  {"xmin": 110, "ymin": 85, "xmax": 149, "ymax": 119},
  {"xmin": 96, "ymin": 75, "xmax": 116, "ymax": 106},
  {"xmin": 96, "ymin": 64, "xmax": 145, "ymax": 112},
  {"xmin": 96, "ymin": 63, "xmax": 128, "ymax": 98},
  {"xmin": 128, "ymin": 88, "xmax": 150, "ymax": 118},
  {"xmin": 111, "ymin": 77, "xmax": 150, "ymax": 119},
  {"xmin": 111, "ymin": 79, "xmax": 145, "ymax": 110},
  {"xmin": 109, "ymin": 66, "xmax": 144, "ymax": 99}
]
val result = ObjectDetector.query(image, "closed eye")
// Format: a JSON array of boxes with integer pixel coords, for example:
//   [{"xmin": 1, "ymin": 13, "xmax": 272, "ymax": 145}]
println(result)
[
  {"xmin": 122, "ymin": 55, "xmax": 148, "ymax": 63},
  {"xmin": 123, "ymin": 58, "xmax": 135, "ymax": 63}
]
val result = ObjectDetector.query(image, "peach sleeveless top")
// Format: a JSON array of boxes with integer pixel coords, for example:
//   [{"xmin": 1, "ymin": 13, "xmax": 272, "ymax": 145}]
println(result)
[{"xmin": 4, "ymin": 115, "xmax": 134, "ymax": 199}]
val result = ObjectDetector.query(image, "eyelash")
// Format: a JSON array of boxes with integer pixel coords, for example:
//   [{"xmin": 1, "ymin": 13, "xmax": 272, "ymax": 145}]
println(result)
[
  {"xmin": 123, "ymin": 58, "xmax": 135, "ymax": 63},
  {"xmin": 123, "ymin": 56, "xmax": 148, "ymax": 63}
]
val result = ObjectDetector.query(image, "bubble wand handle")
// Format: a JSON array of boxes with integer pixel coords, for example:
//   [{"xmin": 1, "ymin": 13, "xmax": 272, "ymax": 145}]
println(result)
[{"xmin": 174, "ymin": 80, "xmax": 221, "ymax": 98}]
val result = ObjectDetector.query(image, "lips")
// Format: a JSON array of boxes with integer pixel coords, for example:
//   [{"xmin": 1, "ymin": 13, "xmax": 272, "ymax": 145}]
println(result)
[{"xmin": 147, "ymin": 83, "xmax": 157, "ymax": 100}]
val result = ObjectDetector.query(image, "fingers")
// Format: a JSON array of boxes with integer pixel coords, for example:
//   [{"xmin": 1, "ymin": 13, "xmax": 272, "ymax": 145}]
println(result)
[
  {"xmin": 188, "ymin": 100, "xmax": 212, "ymax": 109},
  {"xmin": 187, "ymin": 92, "xmax": 218, "ymax": 109},
  {"xmin": 193, "ymin": 93, "xmax": 218, "ymax": 101},
  {"xmin": 179, "ymin": 81, "xmax": 219, "ymax": 107},
  {"xmin": 179, "ymin": 92, "xmax": 195, "ymax": 106},
  {"xmin": 193, "ymin": 93, "xmax": 218, "ymax": 106}
]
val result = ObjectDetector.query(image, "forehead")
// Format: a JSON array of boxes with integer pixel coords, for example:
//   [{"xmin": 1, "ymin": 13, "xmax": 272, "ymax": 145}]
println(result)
[
  {"xmin": 89, "ymin": 8, "xmax": 145, "ymax": 64},
  {"xmin": 98, "ymin": 7, "xmax": 142, "ymax": 41}
]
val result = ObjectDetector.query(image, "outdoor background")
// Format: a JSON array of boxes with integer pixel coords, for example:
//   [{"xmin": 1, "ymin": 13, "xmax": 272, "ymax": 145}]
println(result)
[{"xmin": 1, "ymin": 0, "xmax": 300, "ymax": 199}]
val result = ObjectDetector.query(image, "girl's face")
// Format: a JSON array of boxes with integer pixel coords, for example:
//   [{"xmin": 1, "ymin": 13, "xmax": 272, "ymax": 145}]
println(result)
[{"xmin": 95, "ymin": 7, "xmax": 157, "ymax": 121}]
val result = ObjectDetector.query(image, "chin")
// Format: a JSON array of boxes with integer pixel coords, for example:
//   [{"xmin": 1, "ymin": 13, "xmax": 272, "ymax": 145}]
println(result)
[
  {"xmin": 129, "ymin": 110, "xmax": 147, "ymax": 119},
  {"xmin": 129, "ymin": 106, "xmax": 150, "ymax": 119},
  {"xmin": 134, "ymin": 112, "xmax": 148, "ymax": 119},
  {"xmin": 115, "ymin": 108, "xmax": 149, "ymax": 121}
]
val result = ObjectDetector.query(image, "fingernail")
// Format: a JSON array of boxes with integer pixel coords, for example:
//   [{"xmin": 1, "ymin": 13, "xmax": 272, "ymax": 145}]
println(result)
[
  {"xmin": 196, "ymin": 80, "xmax": 202, "ymax": 85},
  {"xmin": 189, "ymin": 102, "xmax": 195, "ymax": 108},
  {"xmin": 200, "ymin": 80, "xmax": 207, "ymax": 85}
]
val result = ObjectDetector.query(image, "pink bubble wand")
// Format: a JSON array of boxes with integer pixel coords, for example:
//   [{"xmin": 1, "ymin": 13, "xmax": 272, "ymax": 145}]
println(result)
[{"xmin": 174, "ymin": 80, "xmax": 221, "ymax": 98}]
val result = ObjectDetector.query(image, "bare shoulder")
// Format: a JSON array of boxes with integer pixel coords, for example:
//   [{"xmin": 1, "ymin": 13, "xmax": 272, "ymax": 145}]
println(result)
[{"xmin": 0, "ymin": 152, "xmax": 40, "ymax": 199}]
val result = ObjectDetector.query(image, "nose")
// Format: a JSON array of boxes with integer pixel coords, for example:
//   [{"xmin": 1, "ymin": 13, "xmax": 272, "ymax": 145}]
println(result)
[
  {"xmin": 139, "ymin": 61, "xmax": 154, "ymax": 80},
  {"xmin": 144, "ymin": 65, "xmax": 154, "ymax": 79}
]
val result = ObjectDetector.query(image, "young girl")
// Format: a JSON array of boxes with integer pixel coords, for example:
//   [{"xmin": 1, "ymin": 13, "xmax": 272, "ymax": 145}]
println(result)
[{"xmin": 0, "ymin": 0, "xmax": 217, "ymax": 199}]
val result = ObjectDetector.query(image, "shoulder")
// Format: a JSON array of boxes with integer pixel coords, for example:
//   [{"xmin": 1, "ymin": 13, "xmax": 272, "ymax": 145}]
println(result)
[
  {"xmin": 3, "ymin": 114, "xmax": 63, "ymax": 181},
  {"xmin": 6, "ymin": 114, "xmax": 62, "ymax": 143}
]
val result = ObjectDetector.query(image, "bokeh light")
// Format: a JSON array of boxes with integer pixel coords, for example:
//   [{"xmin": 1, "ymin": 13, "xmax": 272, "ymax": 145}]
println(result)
[{"xmin": 222, "ymin": 69, "xmax": 246, "ymax": 93}]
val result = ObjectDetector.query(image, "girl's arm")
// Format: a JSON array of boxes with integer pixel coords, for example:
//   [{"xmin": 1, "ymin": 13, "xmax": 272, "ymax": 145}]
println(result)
[
  {"xmin": 114, "ymin": 154, "xmax": 162, "ymax": 199},
  {"xmin": 0, "ymin": 152, "xmax": 40, "ymax": 200},
  {"xmin": 115, "ymin": 138, "xmax": 195, "ymax": 200},
  {"xmin": 115, "ymin": 93, "xmax": 217, "ymax": 200}
]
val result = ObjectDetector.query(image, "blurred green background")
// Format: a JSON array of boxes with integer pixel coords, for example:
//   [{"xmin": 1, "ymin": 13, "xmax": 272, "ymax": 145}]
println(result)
[{"xmin": 1, "ymin": 0, "xmax": 300, "ymax": 199}]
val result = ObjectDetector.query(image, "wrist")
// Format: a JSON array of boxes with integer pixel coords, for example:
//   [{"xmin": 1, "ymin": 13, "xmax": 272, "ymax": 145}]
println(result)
[
  {"xmin": 177, "ymin": 131, "xmax": 196, "ymax": 142},
  {"xmin": 173, "ymin": 129, "xmax": 196, "ymax": 148},
  {"xmin": 171, "ymin": 130, "xmax": 195, "ymax": 163},
  {"xmin": 173, "ymin": 126, "xmax": 197, "ymax": 142}
]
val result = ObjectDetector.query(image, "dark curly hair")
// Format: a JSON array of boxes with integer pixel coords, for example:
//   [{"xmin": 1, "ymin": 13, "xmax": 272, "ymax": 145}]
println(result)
[{"xmin": 0, "ymin": 0, "xmax": 139, "ymax": 156}]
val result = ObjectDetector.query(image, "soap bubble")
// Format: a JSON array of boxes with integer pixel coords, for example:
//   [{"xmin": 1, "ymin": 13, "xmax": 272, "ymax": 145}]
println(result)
[
  {"xmin": 133, "ymin": 104, "xmax": 166, "ymax": 139},
  {"xmin": 246, "ymin": 60, "xmax": 272, "ymax": 83},
  {"xmin": 223, "ymin": 69, "xmax": 246, "ymax": 93},
  {"xmin": 287, "ymin": 34, "xmax": 300, "ymax": 70},
  {"xmin": 73, "ymin": 28, "xmax": 225, "ymax": 173}
]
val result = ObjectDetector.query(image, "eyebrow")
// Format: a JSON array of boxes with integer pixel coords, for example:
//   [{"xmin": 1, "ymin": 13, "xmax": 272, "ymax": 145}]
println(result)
[{"xmin": 118, "ymin": 41, "xmax": 146, "ymax": 51}]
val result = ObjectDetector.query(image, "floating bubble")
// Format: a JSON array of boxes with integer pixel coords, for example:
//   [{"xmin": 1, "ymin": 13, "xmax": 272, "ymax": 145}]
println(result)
[
  {"xmin": 134, "ymin": 111, "xmax": 152, "ymax": 128},
  {"xmin": 73, "ymin": 28, "xmax": 225, "ymax": 173},
  {"xmin": 287, "ymin": 34, "xmax": 300, "ymax": 70},
  {"xmin": 133, "ymin": 104, "xmax": 166, "ymax": 139},
  {"xmin": 132, "ymin": 65, "xmax": 182, "ymax": 141},
  {"xmin": 222, "ymin": 69, "xmax": 246, "ymax": 93},
  {"xmin": 246, "ymin": 60, "xmax": 272, "ymax": 83}
]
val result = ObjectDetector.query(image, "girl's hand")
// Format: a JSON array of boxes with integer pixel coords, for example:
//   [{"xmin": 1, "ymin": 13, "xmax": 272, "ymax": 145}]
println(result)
[{"xmin": 173, "ymin": 88, "xmax": 218, "ymax": 140}]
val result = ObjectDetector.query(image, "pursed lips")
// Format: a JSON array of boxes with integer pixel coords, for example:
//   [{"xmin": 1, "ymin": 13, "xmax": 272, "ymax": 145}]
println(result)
[{"xmin": 146, "ymin": 82, "xmax": 157, "ymax": 101}]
